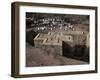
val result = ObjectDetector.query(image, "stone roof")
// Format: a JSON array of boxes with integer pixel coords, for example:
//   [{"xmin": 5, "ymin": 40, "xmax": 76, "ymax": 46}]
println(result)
[{"xmin": 34, "ymin": 32, "xmax": 73, "ymax": 46}]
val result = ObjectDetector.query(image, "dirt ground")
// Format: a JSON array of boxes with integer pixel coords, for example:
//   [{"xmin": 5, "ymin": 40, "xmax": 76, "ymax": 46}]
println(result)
[{"xmin": 26, "ymin": 43, "xmax": 88, "ymax": 67}]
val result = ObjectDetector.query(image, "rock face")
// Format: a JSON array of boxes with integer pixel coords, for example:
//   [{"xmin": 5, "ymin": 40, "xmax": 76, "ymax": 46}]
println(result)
[
  {"xmin": 34, "ymin": 32, "xmax": 73, "ymax": 55},
  {"xmin": 34, "ymin": 31, "xmax": 88, "ymax": 57}
]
